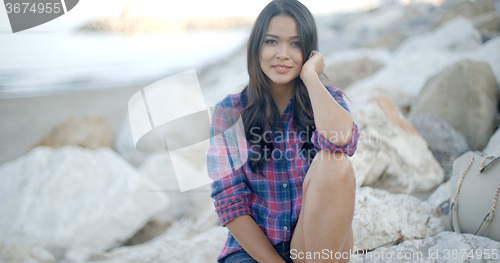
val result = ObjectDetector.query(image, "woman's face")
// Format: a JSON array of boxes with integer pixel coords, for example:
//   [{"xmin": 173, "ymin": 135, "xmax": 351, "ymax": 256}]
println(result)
[{"xmin": 259, "ymin": 15, "xmax": 303, "ymax": 90}]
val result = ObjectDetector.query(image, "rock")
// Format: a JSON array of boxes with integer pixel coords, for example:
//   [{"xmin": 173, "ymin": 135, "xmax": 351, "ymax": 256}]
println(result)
[
  {"xmin": 352, "ymin": 187, "xmax": 445, "ymax": 252},
  {"xmin": 323, "ymin": 57, "xmax": 384, "ymax": 90},
  {"xmin": 361, "ymin": 31, "xmax": 407, "ymax": 51},
  {"xmin": 408, "ymin": 114, "xmax": 469, "ymax": 179},
  {"xmin": 484, "ymin": 127, "xmax": 500, "ymax": 156},
  {"xmin": 464, "ymin": 36, "xmax": 500, "ymax": 93},
  {"xmin": 86, "ymin": 196, "xmax": 224, "ymax": 263},
  {"xmin": 472, "ymin": 11, "xmax": 500, "ymax": 42},
  {"xmin": 345, "ymin": 17, "xmax": 491, "ymax": 108},
  {"xmin": 113, "ymin": 117, "xmax": 149, "ymax": 167},
  {"xmin": 396, "ymin": 16, "xmax": 482, "ymax": 54},
  {"xmin": 88, "ymin": 225, "xmax": 227, "ymax": 263},
  {"xmin": 139, "ymin": 154, "xmax": 192, "ymax": 221},
  {"xmin": 427, "ymin": 180, "xmax": 452, "ymax": 210},
  {"xmin": 427, "ymin": 180, "xmax": 453, "ymax": 232},
  {"xmin": 0, "ymin": 145, "xmax": 168, "ymax": 259},
  {"xmin": 60, "ymin": 245, "xmax": 98, "ymax": 263},
  {"xmin": 0, "ymin": 241, "xmax": 56, "ymax": 263},
  {"xmin": 350, "ymin": 95, "xmax": 444, "ymax": 194},
  {"xmin": 32, "ymin": 114, "xmax": 113, "ymax": 151},
  {"xmin": 133, "ymin": 154, "xmax": 211, "ymax": 239},
  {"xmin": 437, "ymin": 0, "xmax": 498, "ymax": 25},
  {"xmin": 345, "ymin": 50, "xmax": 461, "ymax": 111},
  {"xmin": 350, "ymin": 231, "xmax": 500, "ymax": 262},
  {"xmin": 409, "ymin": 59, "xmax": 499, "ymax": 151}
]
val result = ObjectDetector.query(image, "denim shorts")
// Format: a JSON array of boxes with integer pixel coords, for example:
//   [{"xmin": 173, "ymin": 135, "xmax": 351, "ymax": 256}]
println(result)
[{"xmin": 219, "ymin": 241, "xmax": 294, "ymax": 263}]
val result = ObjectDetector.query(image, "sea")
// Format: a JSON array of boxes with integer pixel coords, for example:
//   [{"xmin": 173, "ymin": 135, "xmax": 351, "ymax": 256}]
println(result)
[{"xmin": 0, "ymin": 27, "xmax": 251, "ymax": 98}]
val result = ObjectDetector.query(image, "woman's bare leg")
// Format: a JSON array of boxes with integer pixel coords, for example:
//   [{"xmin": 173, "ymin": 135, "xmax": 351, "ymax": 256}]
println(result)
[{"xmin": 290, "ymin": 150, "xmax": 356, "ymax": 263}]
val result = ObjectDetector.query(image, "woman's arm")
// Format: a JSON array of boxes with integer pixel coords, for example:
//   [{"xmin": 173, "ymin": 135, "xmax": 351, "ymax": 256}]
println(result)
[
  {"xmin": 300, "ymin": 51, "xmax": 354, "ymax": 146},
  {"xmin": 226, "ymin": 215, "xmax": 287, "ymax": 263}
]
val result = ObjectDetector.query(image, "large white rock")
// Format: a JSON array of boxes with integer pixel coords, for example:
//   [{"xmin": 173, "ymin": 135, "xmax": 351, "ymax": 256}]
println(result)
[
  {"xmin": 346, "ymin": 47, "xmax": 461, "ymax": 109},
  {"xmin": 396, "ymin": 16, "xmax": 482, "ymax": 54},
  {"xmin": 350, "ymin": 231, "xmax": 500, "ymax": 262},
  {"xmin": 322, "ymin": 48, "xmax": 391, "ymax": 90},
  {"xmin": 113, "ymin": 118, "xmax": 149, "ymax": 168},
  {"xmin": 0, "ymin": 241, "xmax": 56, "ymax": 263},
  {"xmin": 345, "ymin": 19, "xmax": 499, "ymax": 109},
  {"xmin": 85, "ymin": 196, "xmax": 224, "ymax": 263},
  {"xmin": 0, "ymin": 145, "xmax": 168, "ymax": 258},
  {"xmin": 350, "ymin": 95, "xmax": 444, "ymax": 194},
  {"xmin": 138, "ymin": 154, "xmax": 212, "ymax": 223},
  {"xmin": 463, "ymin": 36, "xmax": 500, "ymax": 90},
  {"xmin": 352, "ymin": 187, "xmax": 445, "ymax": 252}
]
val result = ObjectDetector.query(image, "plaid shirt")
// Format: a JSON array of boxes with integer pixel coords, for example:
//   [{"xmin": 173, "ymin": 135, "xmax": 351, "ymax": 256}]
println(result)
[{"xmin": 206, "ymin": 85, "xmax": 359, "ymax": 262}]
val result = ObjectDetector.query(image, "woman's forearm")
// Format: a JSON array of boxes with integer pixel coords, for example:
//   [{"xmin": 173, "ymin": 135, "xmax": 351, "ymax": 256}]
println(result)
[
  {"xmin": 226, "ymin": 215, "xmax": 287, "ymax": 263},
  {"xmin": 303, "ymin": 73, "xmax": 354, "ymax": 146}
]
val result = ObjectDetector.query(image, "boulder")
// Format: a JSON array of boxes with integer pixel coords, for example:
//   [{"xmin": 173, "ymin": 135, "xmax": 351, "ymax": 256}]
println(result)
[
  {"xmin": 350, "ymin": 95, "xmax": 444, "ymax": 194},
  {"xmin": 472, "ymin": 11, "xmax": 500, "ymax": 42},
  {"xmin": 409, "ymin": 59, "xmax": 499, "ymax": 151},
  {"xmin": 32, "ymin": 114, "xmax": 113, "ymax": 151},
  {"xmin": 0, "ymin": 146, "xmax": 168, "ymax": 259},
  {"xmin": 352, "ymin": 187, "xmax": 444, "ymax": 252},
  {"xmin": 427, "ymin": 180, "xmax": 453, "ymax": 231},
  {"xmin": 85, "ymin": 196, "xmax": 224, "ymax": 263},
  {"xmin": 0, "ymin": 241, "xmax": 56, "ymax": 263},
  {"xmin": 464, "ymin": 36, "xmax": 500, "ymax": 92},
  {"xmin": 113, "ymin": 118, "xmax": 149, "ymax": 167},
  {"xmin": 396, "ymin": 16, "xmax": 482, "ymax": 54},
  {"xmin": 323, "ymin": 57, "xmax": 384, "ymax": 90},
  {"xmin": 408, "ymin": 114, "xmax": 469, "ymax": 179},
  {"xmin": 437, "ymin": 0, "xmax": 498, "ymax": 25},
  {"xmin": 427, "ymin": 180, "xmax": 452, "ymax": 210},
  {"xmin": 116, "ymin": 153, "xmax": 210, "ymax": 250}
]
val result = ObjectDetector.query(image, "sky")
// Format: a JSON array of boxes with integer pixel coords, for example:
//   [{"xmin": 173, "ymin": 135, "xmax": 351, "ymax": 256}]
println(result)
[{"xmin": 0, "ymin": 0, "xmax": 382, "ymax": 31}]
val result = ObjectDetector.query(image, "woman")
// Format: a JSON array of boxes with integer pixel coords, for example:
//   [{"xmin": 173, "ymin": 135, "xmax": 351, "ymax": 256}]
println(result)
[{"xmin": 206, "ymin": 0, "xmax": 359, "ymax": 262}]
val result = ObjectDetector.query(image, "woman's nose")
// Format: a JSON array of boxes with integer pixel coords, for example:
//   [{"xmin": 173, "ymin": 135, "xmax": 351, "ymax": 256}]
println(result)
[{"xmin": 276, "ymin": 45, "xmax": 290, "ymax": 60}]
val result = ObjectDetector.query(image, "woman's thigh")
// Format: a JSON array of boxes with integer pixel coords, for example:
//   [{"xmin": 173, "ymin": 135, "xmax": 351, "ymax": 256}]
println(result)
[{"xmin": 221, "ymin": 241, "xmax": 293, "ymax": 263}]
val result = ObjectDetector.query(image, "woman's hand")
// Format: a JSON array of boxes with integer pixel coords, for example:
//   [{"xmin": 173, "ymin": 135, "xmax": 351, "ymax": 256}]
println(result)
[{"xmin": 300, "ymin": 50, "xmax": 325, "ymax": 84}]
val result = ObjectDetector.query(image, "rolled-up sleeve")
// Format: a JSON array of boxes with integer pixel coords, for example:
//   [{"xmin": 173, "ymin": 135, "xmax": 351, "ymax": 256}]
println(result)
[
  {"xmin": 206, "ymin": 101, "xmax": 252, "ymax": 226},
  {"xmin": 310, "ymin": 86, "xmax": 360, "ymax": 157}
]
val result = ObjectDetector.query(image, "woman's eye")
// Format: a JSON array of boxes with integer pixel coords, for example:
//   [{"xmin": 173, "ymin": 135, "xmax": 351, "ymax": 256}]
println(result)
[
  {"xmin": 292, "ymin": 41, "xmax": 300, "ymax": 46},
  {"xmin": 265, "ymin": 39, "xmax": 277, "ymax": 44}
]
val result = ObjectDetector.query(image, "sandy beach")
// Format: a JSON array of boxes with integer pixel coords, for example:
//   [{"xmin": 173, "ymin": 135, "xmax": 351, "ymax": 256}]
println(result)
[{"xmin": 0, "ymin": 86, "xmax": 142, "ymax": 166}]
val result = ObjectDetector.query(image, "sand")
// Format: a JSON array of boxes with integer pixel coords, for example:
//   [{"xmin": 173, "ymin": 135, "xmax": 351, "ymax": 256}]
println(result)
[{"xmin": 0, "ymin": 86, "xmax": 143, "ymax": 166}]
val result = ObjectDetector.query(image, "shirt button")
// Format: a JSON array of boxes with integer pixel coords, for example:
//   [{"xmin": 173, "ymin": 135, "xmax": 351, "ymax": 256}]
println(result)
[
  {"xmin": 283, "ymin": 226, "xmax": 288, "ymax": 230},
  {"xmin": 283, "ymin": 183, "xmax": 287, "ymax": 188}
]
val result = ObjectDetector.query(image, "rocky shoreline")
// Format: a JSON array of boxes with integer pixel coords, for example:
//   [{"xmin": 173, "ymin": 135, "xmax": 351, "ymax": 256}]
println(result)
[{"xmin": 1, "ymin": 0, "xmax": 500, "ymax": 262}]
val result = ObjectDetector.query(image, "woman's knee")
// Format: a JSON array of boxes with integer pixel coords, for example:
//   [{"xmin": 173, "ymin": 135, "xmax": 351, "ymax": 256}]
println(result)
[{"xmin": 311, "ymin": 150, "xmax": 355, "ymax": 187}]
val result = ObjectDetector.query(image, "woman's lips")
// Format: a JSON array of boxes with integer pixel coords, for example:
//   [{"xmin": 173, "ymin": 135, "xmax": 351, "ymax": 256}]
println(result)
[{"xmin": 273, "ymin": 66, "xmax": 292, "ymax": 74}]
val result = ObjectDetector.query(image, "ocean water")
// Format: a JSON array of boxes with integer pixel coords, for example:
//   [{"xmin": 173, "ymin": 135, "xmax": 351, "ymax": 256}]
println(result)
[{"xmin": 0, "ymin": 28, "xmax": 251, "ymax": 98}]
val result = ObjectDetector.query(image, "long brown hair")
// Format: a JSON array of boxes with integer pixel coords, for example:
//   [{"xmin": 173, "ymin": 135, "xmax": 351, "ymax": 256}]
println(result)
[{"xmin": 240, "ymin": 0, "xmax": 324, "ymax": 177}]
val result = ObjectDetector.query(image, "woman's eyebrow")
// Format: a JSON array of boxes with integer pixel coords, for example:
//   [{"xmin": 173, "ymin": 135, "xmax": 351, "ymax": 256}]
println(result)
[{"xmin": 264, "ymin": 34, "xmax": 299, "ymax": 39}]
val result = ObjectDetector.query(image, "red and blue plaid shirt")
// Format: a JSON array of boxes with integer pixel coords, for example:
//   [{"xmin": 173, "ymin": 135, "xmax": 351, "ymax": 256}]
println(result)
[{"xmin": 206, "ymin": 85, "xmax": 360, "ymax": 262}]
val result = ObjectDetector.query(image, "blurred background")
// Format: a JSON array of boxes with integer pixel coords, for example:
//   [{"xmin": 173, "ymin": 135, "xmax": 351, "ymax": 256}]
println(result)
[{"xmin": 0, "ymin": 0, "xmax": 499, "ymax": 262}]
